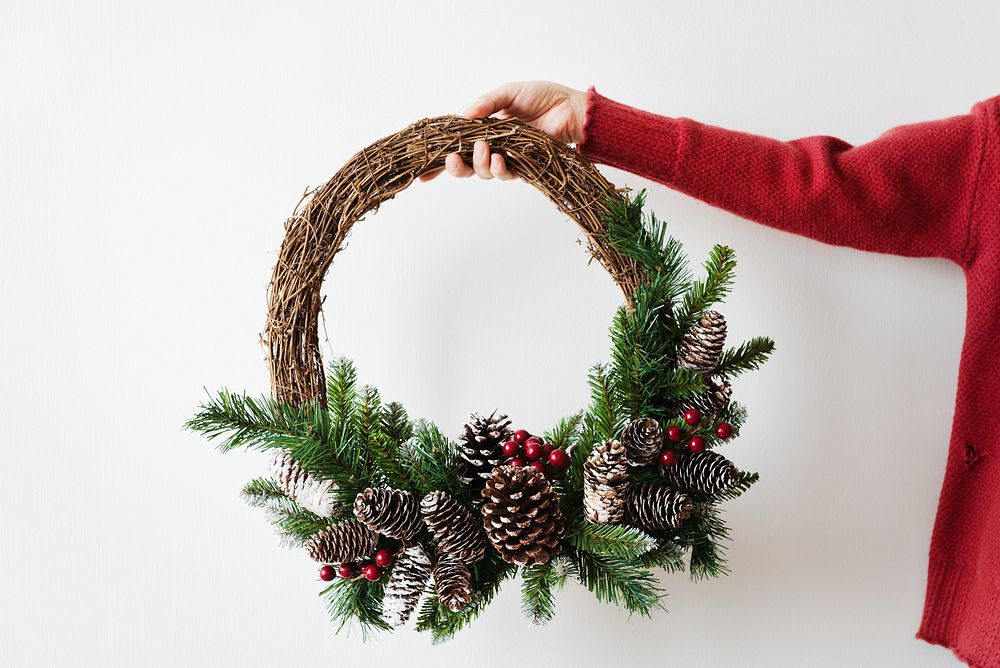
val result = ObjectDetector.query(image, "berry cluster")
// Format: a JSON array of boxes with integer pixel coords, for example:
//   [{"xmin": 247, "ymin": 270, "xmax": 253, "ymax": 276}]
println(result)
[
  {"xmin": 659, "ymin": 408, "xmax": 734, "ymax": 467},
  {"xmin": 319, "ymin": 547, "xmax": 395, "ymax": 582},
  {"xmin": 501, "ymin": 428, "xmax": 570, "ymax": 476}
]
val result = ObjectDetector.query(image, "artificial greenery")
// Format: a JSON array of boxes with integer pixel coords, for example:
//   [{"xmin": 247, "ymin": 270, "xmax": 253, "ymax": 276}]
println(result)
[{"xmin": 186, "ymin": 187, "xmax": 774, "ymax": 641}]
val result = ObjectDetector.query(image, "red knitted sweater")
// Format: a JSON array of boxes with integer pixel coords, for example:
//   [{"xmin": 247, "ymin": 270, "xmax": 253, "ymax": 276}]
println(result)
[{"xmin": 577, "ymin": 86, "xmax": 1000, "ymax": 667}]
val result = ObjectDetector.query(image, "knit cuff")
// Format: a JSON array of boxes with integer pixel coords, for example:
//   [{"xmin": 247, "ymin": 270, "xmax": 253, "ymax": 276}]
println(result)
[
  {"xmin": 917, "ymin": 559, "xmax": 1000, "ymax": 667},
  {"xmin": 577, "ymin": 86, "xmax": 684, "ymax": 186}
]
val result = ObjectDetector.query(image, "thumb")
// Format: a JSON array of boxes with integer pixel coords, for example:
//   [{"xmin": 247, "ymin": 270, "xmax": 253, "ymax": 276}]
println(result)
[{"xmin": 460, "ymin": 84, "xmax": 518, "ymax": 119}]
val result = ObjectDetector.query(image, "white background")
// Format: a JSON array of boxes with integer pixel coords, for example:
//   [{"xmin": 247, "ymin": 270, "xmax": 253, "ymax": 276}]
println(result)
[{"xmin": 2, "ymin": 1, "xmax": 996, "ymax": 666}]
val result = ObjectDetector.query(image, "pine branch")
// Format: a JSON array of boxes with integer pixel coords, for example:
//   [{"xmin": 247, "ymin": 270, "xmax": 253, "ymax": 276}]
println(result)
[
  {"xmin": 520, "ymin": 556, "xmax": 576, "ymax": 626},
  {"xmin": 326, "ymin": 356, "xmax": 358, "ymax": 430},
  {"xmin": 675, "ymin": 244, "xmax": 737, "ymax": 334},
  {"xmin": 240, "ymin": 477, "xmax": 286, "ymax": 508},
  {"xmin": 543, "ymin": 411, "xmax": 584, "ymax": 448},
  {"xmin": 321, "ymin": 576, "xmax": 390, "ymax": 640},
  {"xmin": 569, "ymin": 550, "xmax": 664, "ymax": 617},
  {"xmin": 415, "ymin": 556, "xmax": 516, "ymax": 643},
  {"xmin": 714, "ymin": 336, "xmax": 776, "ymax": 377},
  {"xmin": 638, "ymin": 540, "xmax": 688, "ymax": 572},
  {"xmin": 565, "ymin": 512, "xmax": 657, "ymax": 560},
  {"xmin": 672, "ymin": 503, "xmax": 732, "ymax": 581},
  {"xmin": 403, "ymin": 419, "xmax": 464, "ymax": 498},
  {"xmin": 585, "ymin": 363, "xmax": 623, "ymax": 442}
]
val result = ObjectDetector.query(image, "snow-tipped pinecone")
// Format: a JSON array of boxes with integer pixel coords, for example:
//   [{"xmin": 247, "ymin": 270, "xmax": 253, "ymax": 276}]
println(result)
[
  {"xmin": 620, "ymin": 417, "xmax": 663, "ymax": 466},
  {"xmin": 686, "ymin": 377, "xmax": 733, "ymax": 421},
  {"xmin": 677, "ymin": 310, "xmax": 727, "ymax": 373},
  {"xmin": 268, "ymin": 451, "xmax": 337, "ymax": 518},
  {"xmin": 432, "ymin": 556, "xmax": 474, "ymax": 612},
  {"xmin": 582, "ymin": 440, "xmax": 630, "ymax": 524},
  {"xmin": 382, "ymin": 545, "xmax": 433, "ymax": 627},
  {"xmin": 420, "ymin": 491, "xmax": 487, "ymax": 563},
  {"xmin": 353, "ymin": 488, "xmax": 423, "ymax": 540},
  {"xmin": 624, "ymin": 483, "xmax": 694, "ymax": 530},
  {"xmin": 660, "ymin": 449, "xmax": 739, "ymax": 495},
  {"xmin": 304, "ymin": 519, "xmax": 378, "ymax": 563},
  {"xmin": 458, "ymin": 411, "xmax": 512, "ymax": 494},
  {"xmin": 481, "ymin": 466, "xmax": 565, "ymax": 566}
]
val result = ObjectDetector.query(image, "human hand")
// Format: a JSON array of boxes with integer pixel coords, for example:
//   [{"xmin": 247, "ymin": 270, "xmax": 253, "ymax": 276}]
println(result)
[{"xmin": 419, "ymin": 80, "xmax": 587, "ymax": 182}]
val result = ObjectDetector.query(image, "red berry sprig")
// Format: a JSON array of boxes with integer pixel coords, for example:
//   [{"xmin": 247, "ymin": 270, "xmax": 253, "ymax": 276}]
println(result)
[
  {"xmin": 502, "ymin": 428, "xmax": 570, "ymax": 476},
  {"xmin": 319, "ymin": 564, "xmax": 336, "ymax": 581}
]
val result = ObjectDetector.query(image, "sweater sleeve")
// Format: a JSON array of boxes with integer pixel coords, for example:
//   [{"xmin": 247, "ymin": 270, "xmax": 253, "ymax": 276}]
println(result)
[{"xmin": 576, "ymin": 86, "xmax": 988, "ymax": 267}]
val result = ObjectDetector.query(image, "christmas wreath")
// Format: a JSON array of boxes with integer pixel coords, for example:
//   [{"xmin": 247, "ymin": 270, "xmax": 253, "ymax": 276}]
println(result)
[{"xmin": 187, "ymin": 115, "xmax": 774, "ymax": 642}]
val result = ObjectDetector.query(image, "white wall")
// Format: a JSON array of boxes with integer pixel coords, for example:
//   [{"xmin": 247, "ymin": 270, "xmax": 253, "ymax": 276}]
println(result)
[{"xmin": 2, "ymin": 1, "xmax": 995, "ymax": 665}]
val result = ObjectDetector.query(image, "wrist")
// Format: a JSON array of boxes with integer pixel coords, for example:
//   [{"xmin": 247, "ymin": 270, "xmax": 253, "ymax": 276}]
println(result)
[{"xmin": 568, "ymin": 88, "xmax": 588, "ymax": 145}]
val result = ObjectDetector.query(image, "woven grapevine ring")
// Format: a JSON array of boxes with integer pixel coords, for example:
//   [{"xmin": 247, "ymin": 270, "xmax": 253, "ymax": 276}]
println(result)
[{"xmin": 190, "ymin": 114, "xmax": 774, "ymax": 641}]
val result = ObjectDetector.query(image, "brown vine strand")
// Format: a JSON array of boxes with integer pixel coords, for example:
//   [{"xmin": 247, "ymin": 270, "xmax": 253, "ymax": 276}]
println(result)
[{"xmin": 264, "ymin": 115, "xmax": 645, "ymax": 407}]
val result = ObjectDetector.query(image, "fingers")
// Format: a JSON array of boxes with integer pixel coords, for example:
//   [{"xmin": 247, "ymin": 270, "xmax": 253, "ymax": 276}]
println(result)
[
  {"xmin": 420, "ymin": 141, "xmax": 517, "ymax": 182},
  {"xmin": 461, "ymin": 82, "xmax": 518, "ymax": 119}
]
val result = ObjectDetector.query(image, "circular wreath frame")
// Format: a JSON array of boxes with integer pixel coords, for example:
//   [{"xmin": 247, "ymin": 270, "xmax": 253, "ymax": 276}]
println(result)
[{"xmin": 263, "ymin": 115, "xmax": 646, "ymax": 407}]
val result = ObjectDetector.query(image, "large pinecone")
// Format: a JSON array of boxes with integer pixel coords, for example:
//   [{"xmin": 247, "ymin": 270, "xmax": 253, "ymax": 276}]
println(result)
[
  {"xmin": 304, "ymin": 519, "xmax": 378, "ymax": 563},
  {"xmin": 624, "ymin": 483, "xmax": 694, "ymax": 530},
  {"xmin": 677, "ymin": 310, "xmax": 727, "ymax": 373},
  {"xmin": 620, "ymin": 418, "xmax": 663, "ymax": 466},
  {"xmin": 686, "ymin": 377, "xmax": 733, "ymax": 420},
  {"xmin": 582, "ymin": 440, "xmax": 630, "ymax": 524},
  {"xmin": 420, "ymin": 491, "xmax": 487, "ymax": 563},
  {"xmin": 458, "ymin": 411, "xmax": 512, "ymax": 493},
  {"xmin": 481, "ymin": 466, "xmax": 565, "ymax": 566},
  {"xmin": 353, "ymin": 488, "xmax": 423, "ymax": 540},
  {"xmin": 268, "ymin": 451, "xmax": 337, "ymax": 518},
  {"xmin": 660, "ymin": 450, "xmax": 739, "ymax": 495},
  {"xmin": 432, "ymin": 556, "xmax": 474, "ymax": 612},
  {"xmin": 382, "ymin": 545, "xmax": 433, "ymax": 627}
]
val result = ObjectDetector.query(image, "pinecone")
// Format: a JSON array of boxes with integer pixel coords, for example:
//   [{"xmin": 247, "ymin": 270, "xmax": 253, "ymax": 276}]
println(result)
[
  {"xmin": 432, "ymin": 556, "xmax": 474, "ymax": 612},
  {"xmin": 268, "ymin": 451, "xmax": 337, "ymax": 518},
  {"xmin": 582, "ymin": 440, "xmax": 630, "ymax": 524},
  {"xmin": 481, "ymin": 466, "xmax": 565, "ymax": 566},
  {"xmin": 458, "ymin": 411, "xmax": 512, "ymax": 493},
  {"xmin": 677, "ymin": 310, "xmax": 727, "ymax": 373},
  {"xmin": 382, "ymin": 545, "xmax": 433, "ymax": 627},
  {"xmin": 624, "ymin": 483, "xmax": 694, "ymax": 530},
  {"xmin": 420, "ymin": 491, "xmax": 487, "ymax": 563},
  {"xmin": 620, "ymin": 418, "xmax": 663, "ymax": 466},
  {"xmin": 304, "ymin": 519, "xmax": 378, "ymax": 563},
  {"xmin": 660, "ymin": 449, "xmax": 739, "ymax": 495},
  {"xmin": 686, "ymin": 377, "xmax": 733, "ymax": 420},
  {"xmin": 353, "ymin": 488, "xmax": 423, "ymax": 540}
]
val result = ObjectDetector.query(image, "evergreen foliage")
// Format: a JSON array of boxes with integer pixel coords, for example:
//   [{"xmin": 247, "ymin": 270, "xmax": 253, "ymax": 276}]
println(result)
[{"xmin": 187, "ymin": 187, "xmax": 774, "ymax": 639}]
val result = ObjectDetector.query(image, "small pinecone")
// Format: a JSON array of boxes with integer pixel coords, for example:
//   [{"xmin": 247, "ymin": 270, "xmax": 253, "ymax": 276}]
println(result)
[
  {"xmin": 353, "ymin": 488, "xmax": 423, "ymax": 540},
  {"xmin": 420, "ymin": 491, "xmax": 487, "ymax": 564},
  {"xmin": 686, "ymin": 377, "xmax": 733, "ymax": 420},
  {"xmin": 269, "ymin": 451, "xmax": 337, "ymax": 518},
  {"xmin": 382, "ymin": 545, "xmax": 433, "ymax": 627},
  {"xmin": 620, "ymin": 418, "xmax": 663, "ymax": 466},
  {"xmin": 582, "ymin": 440, "xmax": 630, "ymax": 524},
  {"xmin": 432, "ymin": 556, "xmax": 474, "ymax": 612},
  {"xmin": 458, "ymin": 411, "xmax": 512, "ymax": 493},
  {"xmin": 304, "ymin": 519, "xmax": 378, "ymax": 563},
  {"xmin": 677, "ymin": 310, "xmax": 727, "ymax": 373},
  {"xmin": 660, "ymin": 449, "xmax": 739, "ymax": 495},
  {"xmin": 481, "ymin": 466, "xmax": 565, "ymax": 566},
  {"xmin": 624, "ymin": 483, "xmax": 694, "ymax": 530}
]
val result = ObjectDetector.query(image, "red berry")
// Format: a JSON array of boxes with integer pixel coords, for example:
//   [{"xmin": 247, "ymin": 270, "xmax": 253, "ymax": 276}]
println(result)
[
  {"xmin": 374, "ymin": 549, "xmax": 393, "ymax": 568},
  {"xmin": 666, "ymin": 425, "xmax": 683, "ymax": 442},
  {"xmin": 683, "ymin": 409, "xmax": 701, "ymax": 426},
  {"xmin": 548, "ymin": 448, "xmax": 570, "ymax": 470},
  {"xmin": 502, "ymin": 440, "xmax": 519, "ymax": 457},
  {"xmin": 542, "ymin": 443, "xmax": 554, "ymax": 458},
  {"xmin": 362, "ymin": 563, "xmax": 382, "ymax": 581},
  {"xmin": 508, "ymin": 456, "xmax": 526, "ymax": 468},
  {"xmin": 530, "ymin": 461, "xmax": 546, "ymax": 475},
  {"xmin": 337, "ymin": 562, "xmax": 357, "ymax": 579},
  {"xmin": 688, "ymin": 436, "xmax": 705, "ymax": 453},
  {"xmin": 513, "ymin": 429, "xmax": 530, "ymax": 445},
  {"xmin": 524, "ymin": 436, "xmax": 542, "ymax": 448},
  {"xmin": 659, "ymin": 450, "xmax": 677, "ymax": 467},
  {"xmin": 715, "ymin": 422, "xmax": 733, "ymax": 439},
  {"xmin": 319, "ymin": 565, "xmax": 336, "ymax": 581},
  {"xmin": 524, "ymin": 442, "xmax": 542, "ymax": 461}
]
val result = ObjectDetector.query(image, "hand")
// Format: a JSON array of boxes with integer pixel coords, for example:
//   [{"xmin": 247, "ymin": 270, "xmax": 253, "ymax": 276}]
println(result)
[{"xmin": 419, "ymin": 80, "xmax": 587, "ymax": 183}]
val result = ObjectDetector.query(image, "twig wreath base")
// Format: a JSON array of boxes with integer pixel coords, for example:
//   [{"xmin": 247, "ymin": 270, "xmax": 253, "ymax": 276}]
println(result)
[{"xmin": 188, "ymin": 115, "xmax": 775, "ymax": 642}]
